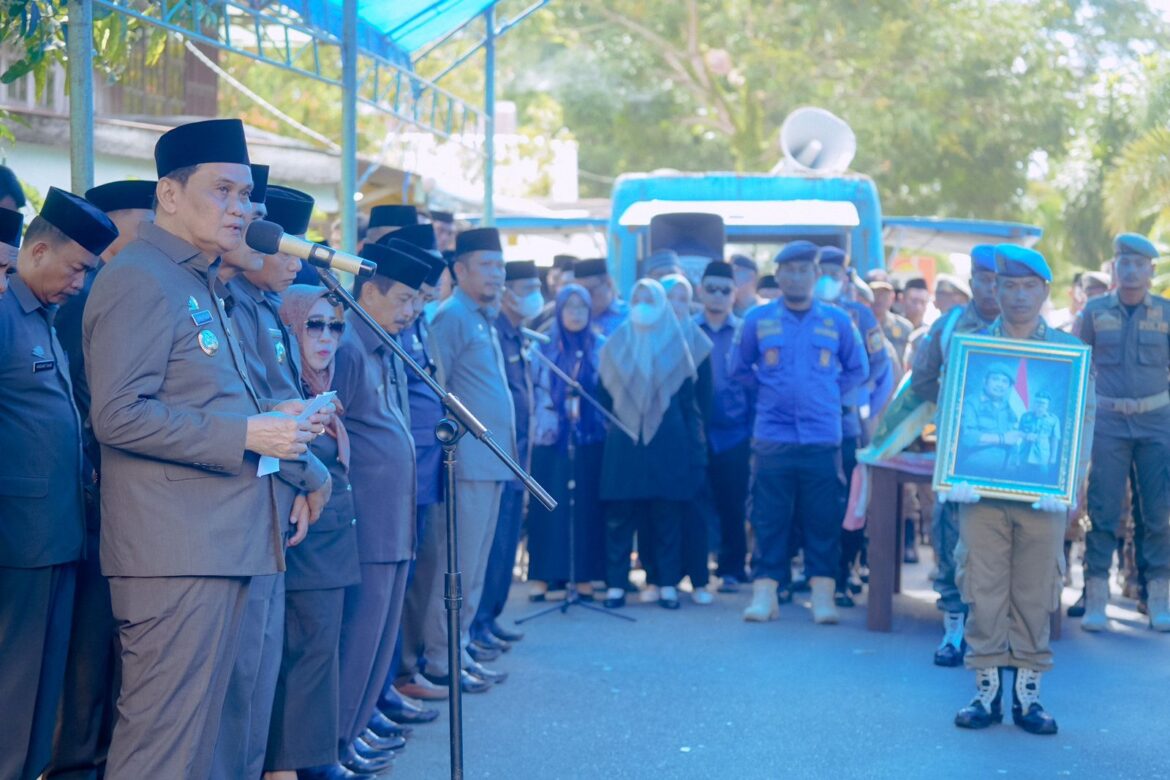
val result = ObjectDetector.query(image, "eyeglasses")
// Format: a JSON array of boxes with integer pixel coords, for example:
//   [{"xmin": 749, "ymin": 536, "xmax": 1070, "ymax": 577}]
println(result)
[
  {"xmin": 703, "ymin": 285, "xmax": 734, "ymax": 296},
  {"xmin": 305, "ymin": 319, "xmax": 346, "ymax": 335}
]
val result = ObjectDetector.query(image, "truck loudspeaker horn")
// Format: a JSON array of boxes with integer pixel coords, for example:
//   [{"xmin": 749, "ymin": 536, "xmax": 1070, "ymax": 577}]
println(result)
[{"xmin": 775, "ymin": 107, "xmax": 857, "ymax": 174}]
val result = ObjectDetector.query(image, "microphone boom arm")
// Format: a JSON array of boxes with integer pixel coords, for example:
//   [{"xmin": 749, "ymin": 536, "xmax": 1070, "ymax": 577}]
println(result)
[
  {"xmin": 316, "ymin": 269, "xmax": 556, "ymax": 511},
  {"xmin": 524, "ymin": 342, "xmax": 638, "ymax": 442}
]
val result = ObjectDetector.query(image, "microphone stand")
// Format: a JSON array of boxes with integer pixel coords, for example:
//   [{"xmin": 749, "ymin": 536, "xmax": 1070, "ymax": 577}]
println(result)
[
  {"xmin": 522, "ymin": 342, "xmax": 638, "ymax": 442},
  {"xmin": 515, "ymin": 347, "xmax": 635, "ymax": 625},
  {"xmin": 315, "ymin": 269, "xmax": 555, "ymax": 780}
]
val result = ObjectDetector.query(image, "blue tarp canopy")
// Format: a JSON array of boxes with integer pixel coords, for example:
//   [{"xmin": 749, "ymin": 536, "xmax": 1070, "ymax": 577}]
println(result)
[{"xmin": 303, "ymin": 0, "xmax": 501, "ymax": 55}]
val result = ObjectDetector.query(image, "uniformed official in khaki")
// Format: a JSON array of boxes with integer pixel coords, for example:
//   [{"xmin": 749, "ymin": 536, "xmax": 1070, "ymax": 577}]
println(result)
[
  {"xmin": 83, "ymin": 119, "xmax": 320, "ymax": 780},
  {"xmin": 0, "ymin": 189, "xmax": 116, "ymax": 780},
  {"xmin": 1074, "ymin": 232, "xmax": 1170, "ymax": 632},
  {"xmin": 949, "ymin": 245, "xmax": 1094, "ymax": 737}
]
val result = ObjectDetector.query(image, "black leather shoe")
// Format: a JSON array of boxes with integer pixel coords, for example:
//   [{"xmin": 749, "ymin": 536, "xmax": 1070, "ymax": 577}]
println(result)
[
  {"xmin": 934, "ymin": 642, "xmax": 966, "ymax": 667},
  {"xmin": 954, "ymin": 699, "xmax": 1002, "ymax": 729},
  {"xmin": 299, "ymin": 764, "xmax": 376, "ymax": 779},
  {"xmin": 658, "ymin": 596, "xmax": 680, "ymax": 610},
  {"xmin": 1066, "ymin": 589, "xmax": 1085, "ymax": 618},
  {"xmin": 490, "ymin": 620, "xmax": 524, "ymax": 642},
  {"xmin": 367, "ymin": 709, "xmax": 412, "ymax": 739},
  {"xmin": 341, "ymin": 742, "xmax": 395, "ymax": 774},
  {"xmin": 422, "ymin": 669, "xmax": 492, "ymax": 694},
  {"xmin": 475, "ymin": 631, "xmax": 511, "ymax": 652},
  {"xmin": 357, "ymin": 728, "xmax": 406, "ymax": 753},
  {"xmin": 378, "ymin": 699, "xmax": 439, "ymax": 726},
  {"xmin": 1012, "ymin": 687, "xmax": 1058, "ymax": 735},
  {"xmin": 466, "ymin": 660, "xmax": 508, "ymax": 684},
  {"xmin": 717, "ymin": 576, "xmax": 741, "ymax": 594},
  {"xmin": 467, "ymin": 641, "xmax": 501, "ymax": 663},
  {"xmin": 603, "ymin": 593, "xmax": 626, "ymax": 609}
]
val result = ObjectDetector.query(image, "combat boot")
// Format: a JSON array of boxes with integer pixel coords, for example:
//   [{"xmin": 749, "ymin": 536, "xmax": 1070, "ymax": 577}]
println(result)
[
  {"xmin": 1148, "ymin": 578, "xmax": 1170, "ymax": 632},
  {"xmin": 1011, "ymin": 668, "xmax": 1058, "ymax": 735},
  {"xmin": 933, "ymin": 611, "xmax": 966, "ymax": 667},
  {"xmin": 742, "ymin": 577, "xmax": 779, "ymax": 622},
  {"xmin": 809, "ymin": 576, "xmax": 839, "ymax": 624},
  {"xmin": 954, "ymin": 667, "xmax": 1003, "ymax": 729},
  {"xmin": 1081, "ymin": 577, "xmax": 1109, "ymax": 632}
]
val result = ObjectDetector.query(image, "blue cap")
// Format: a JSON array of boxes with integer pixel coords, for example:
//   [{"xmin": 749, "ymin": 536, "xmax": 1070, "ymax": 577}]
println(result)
[
  {"xmin": 1113, "ymin": 233, "xmax": 1158, "ymax": 260},
  {"xmin": 970, "ymin": 244, "xmax": 997, "ymax": 274},
  {"xmin": 774, "ymin": 240, "xmax": 820, "ymax": 265},
  {"xmin": 994, "ymin": 244, "xmax": 1051, "ymax": 282},
  {"xmin": 818, "ymin": 246, "xmax": 848, "ymax": 267}
]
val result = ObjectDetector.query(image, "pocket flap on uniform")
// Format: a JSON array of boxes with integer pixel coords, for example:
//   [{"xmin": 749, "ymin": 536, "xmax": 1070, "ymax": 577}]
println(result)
[
  {"xmin": 163, "ymin": 463, "xmax": 216, "ymax": 482},
  {"xmin": 0, "ymin": 476, "xmax": 50, "ymax": 497}
]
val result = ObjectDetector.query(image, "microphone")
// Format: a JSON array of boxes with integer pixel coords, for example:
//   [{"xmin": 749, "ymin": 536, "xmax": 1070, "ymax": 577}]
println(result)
[
  {"xmin": 246, "ymin": 220, "xmax": 376, "ymax": 278},
  {"xmin": 520, "ymin": 326, "xmax": 551, "ymax": 344}
]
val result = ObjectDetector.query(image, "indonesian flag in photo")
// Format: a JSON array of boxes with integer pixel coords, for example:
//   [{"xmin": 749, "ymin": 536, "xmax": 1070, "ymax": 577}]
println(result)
[{"xmin": 1009, "ymin": 359, "xmax": 1029, "ymax": 418}]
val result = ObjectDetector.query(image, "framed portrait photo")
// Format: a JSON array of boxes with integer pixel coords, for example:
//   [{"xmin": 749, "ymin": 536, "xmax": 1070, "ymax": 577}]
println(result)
[{"xmin": 933, "ymin": 333, "xmax": 1092, "ymax": 503}]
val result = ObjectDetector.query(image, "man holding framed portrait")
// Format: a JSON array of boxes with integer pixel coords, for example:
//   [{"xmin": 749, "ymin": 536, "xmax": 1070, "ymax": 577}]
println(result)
[{"xmin": 934, "ymin": 245, "xmax": 1095, "ymax": 736}]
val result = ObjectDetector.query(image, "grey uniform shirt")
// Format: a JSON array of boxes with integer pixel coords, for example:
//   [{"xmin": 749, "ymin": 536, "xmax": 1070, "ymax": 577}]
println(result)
[
  {"xmin": 84, "ymin": 222, "xmax": 283, "ymax": 577},
  {"xmin": 225, "ymin": 275, "xmax": 329, "ymax": 526},
  {"xmin": 0, "ymin": 275, "xmax": 85, "ymax": 568},
  {"xmin": 911, "ymin": 302, "xmax": 995, "ymax": 404},
  {"xmin": 1074, "ymin": 291, "xmax": 1170, "ymax": 438},
  {"xmin": 332, "ymin": 314, "xmax": 417, "ymax": 563},
  {"xmin": 427, "ymin": 287, "xmax": 517, "ymax": 481}
]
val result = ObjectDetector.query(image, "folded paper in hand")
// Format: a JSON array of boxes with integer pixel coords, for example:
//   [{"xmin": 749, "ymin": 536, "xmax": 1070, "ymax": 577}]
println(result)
[{"xmin": 257, "ymin": 391, "xmax": 337, "ymax": 477}]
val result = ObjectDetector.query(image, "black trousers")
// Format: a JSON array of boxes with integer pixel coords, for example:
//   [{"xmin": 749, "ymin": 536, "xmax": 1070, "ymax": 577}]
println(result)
[
  {"xmin": 749, "ymin": 444, "xmax": 845, "ymax": 582},
  {"xmin": 709, "ymin": 439, "xmax": 751, "ymax": 580},
  {"xmin": 837, "ymin": 437, "xmax": 865, "ymax": 590},
  {"xmin": 607, "ymin": 499, "xmax": 684, "ymax": 589}
]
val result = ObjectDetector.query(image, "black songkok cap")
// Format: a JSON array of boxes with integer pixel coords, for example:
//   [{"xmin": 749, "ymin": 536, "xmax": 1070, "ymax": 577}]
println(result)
[
  {"xmin": 0, "ymin": 207, "xmax": 24, "ymax": 246},
  {"xmin": 553, "ymin": 254, "xmax": 577, "ymax": 271},
  {"xmin": 386, "ymin": 238, "xmax": 445, "ymax": 287},
  {"xmin": 154, "ymin": 118, "xmax": 250, "ymax": 178},
  {"xmin": 0, "ymin": 165, "xmax": 25, "ymax": 208},
  {"xmin": 505, "ymin": 260, "xmax": 538, "ymax": 281},
  {"xmin": 428, "ymin": 209, "xmax": 454, "ymax": 224},
  {"xmin": 385, "ymin": 223, "xmax": 439, "ymax": 256},
  {"xmin": 40, "ymin": 187, "xmax": 119, "ymax": 256},
  {"xmin": 702, "ymin": 260, "xmax": 735, "ymax": 280},
  {"xmin": 264, "ymin": 184, "xmax": 314, "ymax": 236},
  {"xmin": 360, "ymin": 241, "xmax": 429, "ymax": 290},
  {"xmin": 573, "ymin": 257, "xmax": 609, "ymax": 279},
  {"xmin": 369, "ymin": 205, "xmax": 418, "ymax": 229},
  {"xmin": 904, "ymin": 276, "xmax": 929, "ymax": 291},
  {"xmin": 249, "ymin": 164, "xmax": 270, "ymax": 204},
  {"xmin": 455, "ymin": 227, "xmax": 502, "ymax": 257},
  {"xmin": 757, "ymin": 276, "xmax": 779, "ymax": 291},
  {"xmin": 85, "ymin": 180, "xmax": 157, "ymax": 213}
]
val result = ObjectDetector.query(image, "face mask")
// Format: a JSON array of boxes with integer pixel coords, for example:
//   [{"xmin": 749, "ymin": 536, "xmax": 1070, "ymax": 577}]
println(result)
[
  {"xmin": 422, "ymin": 300, "xmax": 440, "ymax": 323},
  {"xmin": 629, "ymin": 302, "xmax": 663, "ymax": 327},
  {"xmin": 814, "ymin": 275, "xmax": 843, "ymax": 302},
  {"xmin": 514, "ymin": 290, "xmax": 544, "ymax": 319}
]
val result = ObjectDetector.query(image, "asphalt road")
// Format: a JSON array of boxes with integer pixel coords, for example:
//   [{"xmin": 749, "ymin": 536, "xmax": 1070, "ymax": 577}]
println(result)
[{"xmin": 389, "ymin": 555, "xmax": 1170, "ymax": 780}]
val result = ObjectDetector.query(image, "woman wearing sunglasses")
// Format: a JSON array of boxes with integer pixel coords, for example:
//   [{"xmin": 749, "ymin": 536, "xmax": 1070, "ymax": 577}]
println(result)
[{"xmin": 265, "ymin": 286, "xmax": 360, "ymax": 780}]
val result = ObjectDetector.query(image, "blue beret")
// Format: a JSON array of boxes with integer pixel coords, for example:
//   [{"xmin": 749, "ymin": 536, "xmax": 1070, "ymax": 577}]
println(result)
[
  {"xmin": 1113, "ymin": 233, "xmax": 1158, "ymax": 260},
  {"xmin": 994, "ymin": 244, "xmax": 1051, "ymax": 282},
  {"xmin": 818, "ymin": 246, "xmax": 848, "ymax": 267},
  {"xmin": 730, "ymin": 253, "xmax": 757, "ymax": 273},
  {"xmin": 969, "ymin": 244, "xmax": 997, "ymax": 274},
  {"xmin": 774, "ymin": 240, "xmax": 820, "ymax": 265}
]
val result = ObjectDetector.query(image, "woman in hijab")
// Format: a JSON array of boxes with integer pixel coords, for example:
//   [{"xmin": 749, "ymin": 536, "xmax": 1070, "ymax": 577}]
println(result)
[
  {"xmin": 265, "ymin": 286, "xmax": 361, "ymax": 780},
  {"xmin": 599, "ymin": 278, "xmax": 707, "ymax": 610},
  {"xmin": 660, "ymin": 274, "xmax": 716, "ymax": 604},
  {"xmin": 526, "ymin": 284, "xmax": 608, "ymax": 599}
]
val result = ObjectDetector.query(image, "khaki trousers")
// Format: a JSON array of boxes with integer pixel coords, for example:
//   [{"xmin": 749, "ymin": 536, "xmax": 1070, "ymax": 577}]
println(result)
[{"xmin": 956, "ymin": 500, "xmax": 1065, "ymax": 672}]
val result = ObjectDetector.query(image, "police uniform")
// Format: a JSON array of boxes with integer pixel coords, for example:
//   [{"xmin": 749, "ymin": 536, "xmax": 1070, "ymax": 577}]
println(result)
[
  {"xmin": 882, "ymin": 310, "xmax": 913, "ymax": 366},
  {"xmin": 730, "ymin": 241, "xmax": 868, "ymax": 622},
  {"xmin": 214, "ymin": 184, "xmax": 331, "ymax": 780},
  {"xmin": 331, "ymin": 242, "xmax": 424, "ymax": 760},
  {"xmin": 0, "ymin": 190, "xmax": 115, "ymax": 780},
  {"xmin": 84, "ymin": 120, "xmax": 285, "ymax": 779},
  {"xmin": 910, "ymin": 245, "xmax": 1000, "ymax": 661},
  {"xmin": 953, "ymin": 246, "xmax": 1095, "ymax": 735},
  {"xmin": 1074, "ymin": 232, "xmax": 1170, "ymax": 631},
  {"xmin": 46, "ymin": 180, "xmax": 154, "ymax": 780}
]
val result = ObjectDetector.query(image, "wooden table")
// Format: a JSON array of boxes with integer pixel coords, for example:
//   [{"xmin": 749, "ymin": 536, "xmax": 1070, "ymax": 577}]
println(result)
[{"xmin": 864, "ymin": 464, "xmax": 1062, "ymax": 639}]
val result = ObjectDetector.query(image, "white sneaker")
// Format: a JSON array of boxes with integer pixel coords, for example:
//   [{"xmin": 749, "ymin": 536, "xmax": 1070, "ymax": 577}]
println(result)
[
  {"xmin": 691, "ymin": 589, "xmax": 714, "ymax": 605},
  {"xmin": 638, "ymin": 585, "xmax": 660, "ymax": 603}
]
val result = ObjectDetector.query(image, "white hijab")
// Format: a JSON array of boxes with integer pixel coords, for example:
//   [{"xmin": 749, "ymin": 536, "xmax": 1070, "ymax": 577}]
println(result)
[{"xmin": 599, "ymin": 279, "xmax": 697, "ymax": 444}]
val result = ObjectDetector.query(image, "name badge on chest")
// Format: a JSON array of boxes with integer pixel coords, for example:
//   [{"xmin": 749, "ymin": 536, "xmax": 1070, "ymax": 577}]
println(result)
[{"xmin": 31, "ymin": 345, "xmax": 54, "ymax": 372}]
